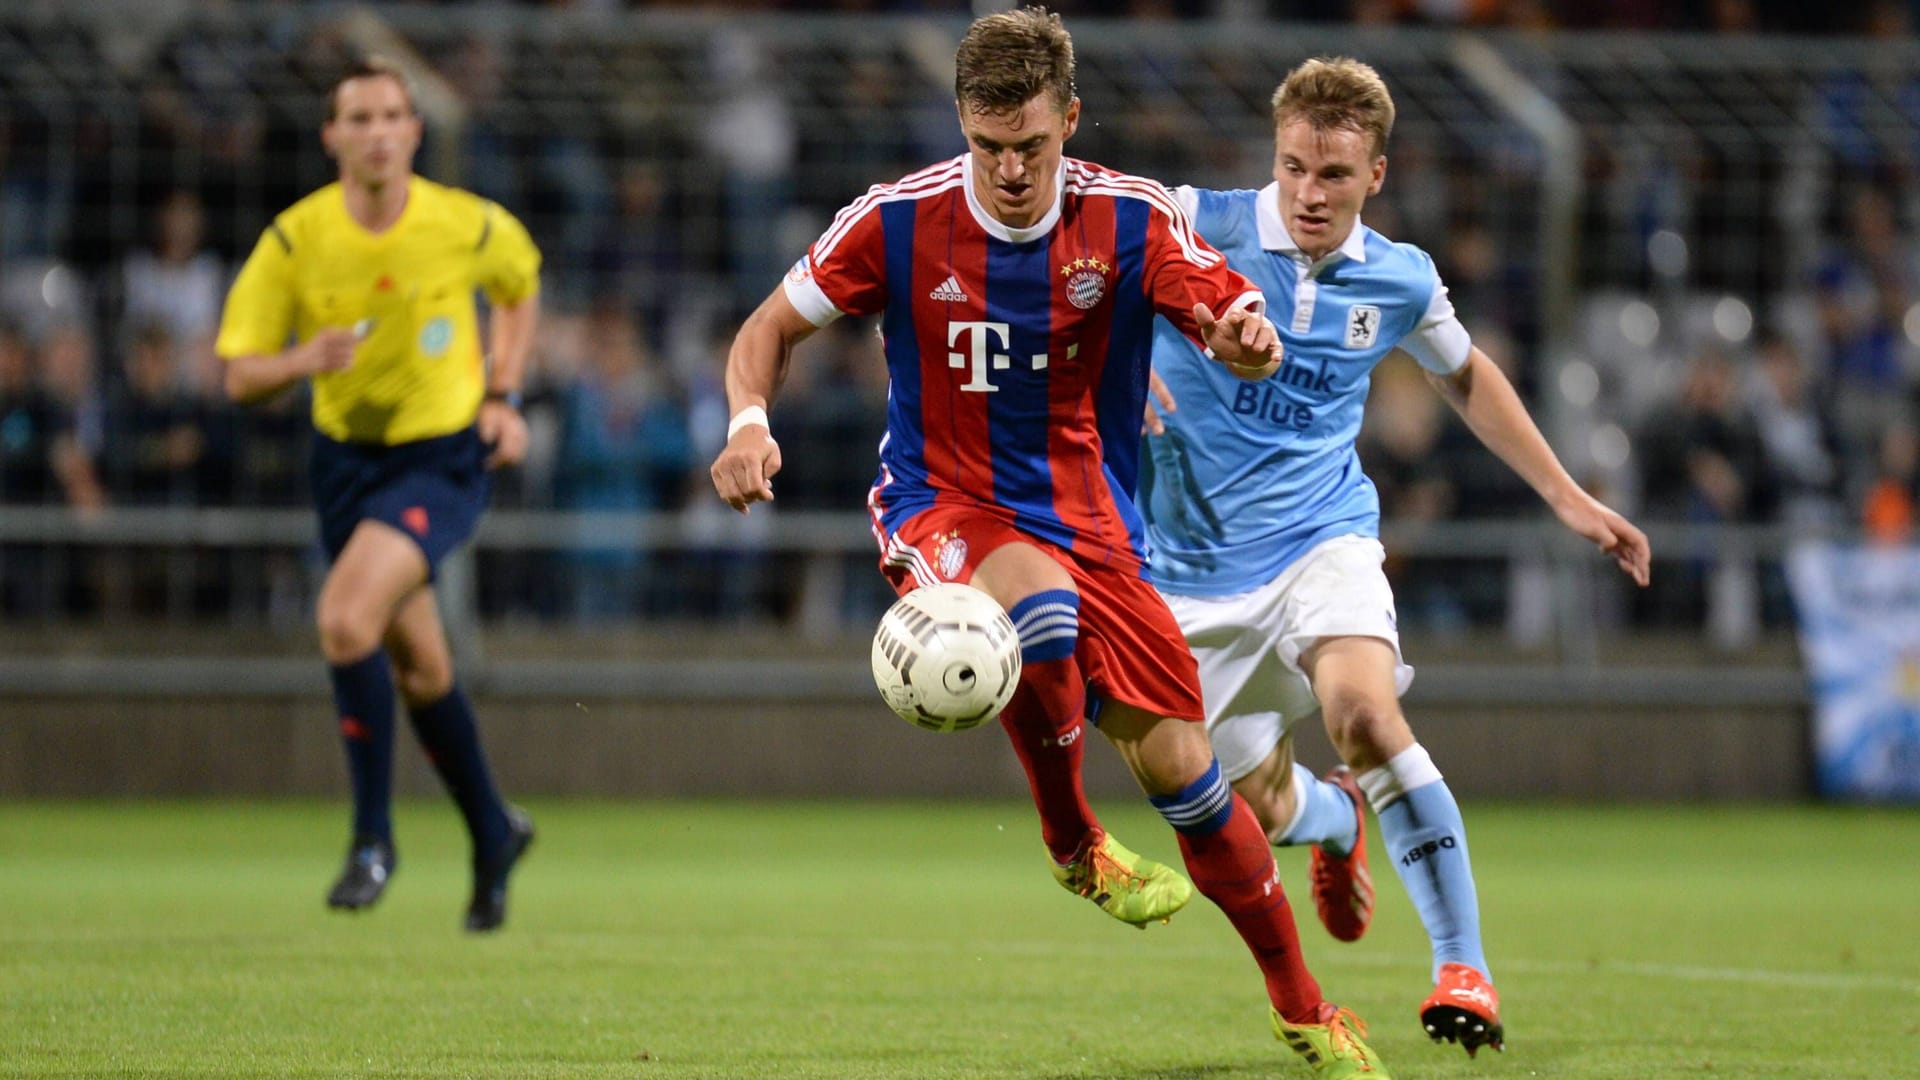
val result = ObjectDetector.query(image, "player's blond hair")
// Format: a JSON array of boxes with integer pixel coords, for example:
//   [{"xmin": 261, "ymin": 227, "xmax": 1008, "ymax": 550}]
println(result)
[
  {"xmin": 326, "ymin": 56, "xmax": 416, "ymax": 122},
  {"xmin": 1271, "ymin": 57, "xmax": 1394, "ymax": 159},
  {"xmin": 954, "ymin": 6, "xmax": 1076, "ymax": 117}
]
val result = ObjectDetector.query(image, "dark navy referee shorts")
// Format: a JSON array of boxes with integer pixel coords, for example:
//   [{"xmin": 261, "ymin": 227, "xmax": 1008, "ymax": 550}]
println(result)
[{"xmin": 309, "ymin": 426, "xmax": 491, "ymax": 580}]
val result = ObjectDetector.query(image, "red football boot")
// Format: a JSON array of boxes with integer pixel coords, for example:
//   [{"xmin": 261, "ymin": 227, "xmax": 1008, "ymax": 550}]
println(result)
[
  {"xmin": 1420, "ymin": 962, "xmax": 1504, "ymax": 1056},
  {"xmin": 1308, "ymin": 766, "xmax": 1375, "ymax": 943}
]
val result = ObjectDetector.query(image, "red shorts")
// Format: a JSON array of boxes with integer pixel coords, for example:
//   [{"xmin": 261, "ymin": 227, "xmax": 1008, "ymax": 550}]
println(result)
[{"xmin": 879, "ymin": 503, "xmax": 1204, "ymax": 723}]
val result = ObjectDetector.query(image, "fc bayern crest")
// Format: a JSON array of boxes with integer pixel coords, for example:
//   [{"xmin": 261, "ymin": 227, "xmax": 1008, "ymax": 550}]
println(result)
[
  {"xmin": 1061, "ymin": 257, "xmax": 1112, "ymax": 310},
  {"xmin": 935, "ymin": 532, "xmax": 969, "ymax": 579}
]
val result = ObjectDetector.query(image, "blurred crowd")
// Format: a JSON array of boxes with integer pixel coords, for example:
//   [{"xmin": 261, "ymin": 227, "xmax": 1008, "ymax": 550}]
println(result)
[
  {"xmin": 261, "ymin": 0, "xmax": 1920, "ymax": 36},
  {"xmin": 3, "ymin": 4, "xmax": 1920, "ymax": 635}
]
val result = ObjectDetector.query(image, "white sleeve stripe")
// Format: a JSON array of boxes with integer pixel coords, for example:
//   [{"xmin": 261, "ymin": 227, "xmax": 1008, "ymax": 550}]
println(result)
[
  {"xmin": 1075, "ymin": 178, "xmax": 1219, "ymax": 267},
  {"xmin": 1121, "ymin": 173, "xmax": 1208, "ymax": 258},
  {"xmin": 1080, "ymin": 181, "xmax": 1219, "ymax": 267},
  {"xmin": 894, "ymin": 155, "xmax": 967, "ymax": 187},
  {"xmin": 815, "ymin": 175, "xmax": 965, "ymax": 262},
  {"xmin": 814, "ymin": 159, "xmax": 967, "ymax": 262},
  {"xmin": 1171, "ymin": 184, "xmax": 1200, "ymax": 222},
  {"xmin": 1065, "ymin": 163, "xmax": 1220, "ymax": 268}
]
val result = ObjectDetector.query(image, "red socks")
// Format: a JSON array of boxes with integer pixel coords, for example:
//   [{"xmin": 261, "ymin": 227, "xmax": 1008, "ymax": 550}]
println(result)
[
  {"xmin": 1179, "ymin": 794, "xmax": 1325, "ymax": 1023},
  {"xmin": 998, "ymin": 656, "xmax": 1099, "ymax": 862}
]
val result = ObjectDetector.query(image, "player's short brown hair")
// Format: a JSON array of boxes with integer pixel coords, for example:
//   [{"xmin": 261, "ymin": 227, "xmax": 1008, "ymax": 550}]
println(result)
[
  {"xmin": 1271, "ymin": 57, "xmax": 1394, "ymax": 158},
  {"xmin": 325, "ymin": 56, "xmax": 416, "ymax": 122},
  {"xmin": 954, "ymin": 6, "xmax": 1076, "ymax": 117}
]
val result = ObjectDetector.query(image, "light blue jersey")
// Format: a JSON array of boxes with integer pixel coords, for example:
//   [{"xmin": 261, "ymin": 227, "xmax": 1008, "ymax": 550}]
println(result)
[{"xmin": 1140, "ymin": 183, "xmax": 1471, "ymax": 597}]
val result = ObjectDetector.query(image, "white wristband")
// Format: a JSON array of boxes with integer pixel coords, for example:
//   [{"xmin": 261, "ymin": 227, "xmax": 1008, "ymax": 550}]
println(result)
[{"xmin": 727, "ymin": 405, "xmax": 771, "ymax": 440}]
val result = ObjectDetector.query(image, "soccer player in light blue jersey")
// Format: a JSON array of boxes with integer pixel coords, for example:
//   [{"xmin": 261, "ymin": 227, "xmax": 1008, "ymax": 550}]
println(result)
[{"xmin": 1139, "ymin": 57, "xmax": 1652, "ymax": 1057}]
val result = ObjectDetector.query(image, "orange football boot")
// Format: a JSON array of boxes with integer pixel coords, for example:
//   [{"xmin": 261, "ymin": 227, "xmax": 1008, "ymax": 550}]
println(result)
[
  {"xmin": 1420, "ymin": 962, "xmax": 1504, "ymax": 1056},
  {"xmin": 1308, "ymin": 766, "xmax": 1375, "ymax": 942}
]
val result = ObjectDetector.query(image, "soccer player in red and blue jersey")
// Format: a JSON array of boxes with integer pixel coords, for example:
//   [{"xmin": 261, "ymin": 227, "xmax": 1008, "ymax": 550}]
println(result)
[{"xmin": 710, "ymin": 9, "xmax": 1390, "ymax": 1075}]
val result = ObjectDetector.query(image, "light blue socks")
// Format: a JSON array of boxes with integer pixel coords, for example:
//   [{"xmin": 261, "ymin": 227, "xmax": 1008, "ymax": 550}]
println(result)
[
  {"xmin": 1358, "ymin": 743, "xmax": 1488, "ymax": 980},
  {"xmin": 1276, "ymin": 762, "xmax": 1360, "ymax": 857}
]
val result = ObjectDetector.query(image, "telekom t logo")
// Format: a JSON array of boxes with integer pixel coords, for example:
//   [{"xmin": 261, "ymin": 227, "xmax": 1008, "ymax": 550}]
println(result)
[{"xmin": 948, "ymin": 320, "xmax": 1048, "ymax": 393}]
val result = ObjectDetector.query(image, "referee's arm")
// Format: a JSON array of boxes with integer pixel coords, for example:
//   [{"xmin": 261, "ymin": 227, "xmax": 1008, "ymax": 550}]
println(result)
[
  {"xmin": 217, "ymin": 224, "xmax": 355, "ymax": 404},
  {"xmin": 482, "ymin": 294, "xmax": 538, "ymax": 402},
  {"xmin": 477, "ymin": 292, "xmax": 539, "ymax": 469},
  {"xmin": 223, "ymin": 330, "xmax": 356, "ymax": 405}
]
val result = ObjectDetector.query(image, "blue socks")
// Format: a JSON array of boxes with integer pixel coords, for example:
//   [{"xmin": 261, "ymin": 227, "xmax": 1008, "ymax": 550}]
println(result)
[
  {"xmin": 1008, "ymin": 590, "xmax": 1079, "ymax": 663},
  {"xmin": 1357, "ymin": 744, "xmax": 1488, "ymax": 980},
  {"xmin": 329, "ymin": 650, "xmax": 396, "ymax": 844},
  {"xmin": 329, "ymin": 651, "xmax": 510, "ymax": 858},
  {"xmin": 1277, "ymin": 762, "xmax": 1360, "ymax": 856},
  {"xmin": 407, "ymin": 685, "xmax": 511, "ymax": 857},
  {"xmin": 1148, "ymin": 757, "xmax": 1235, "ymax": 836}
]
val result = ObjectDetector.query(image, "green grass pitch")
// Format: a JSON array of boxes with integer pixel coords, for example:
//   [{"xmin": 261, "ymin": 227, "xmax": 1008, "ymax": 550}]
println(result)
[{"xmin": 3, "ymin": 799, "xmax": 1916, "ymax": 1078}]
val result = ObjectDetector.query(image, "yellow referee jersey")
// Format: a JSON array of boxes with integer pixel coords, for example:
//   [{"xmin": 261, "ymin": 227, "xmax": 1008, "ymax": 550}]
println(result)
[{"xmin": 216, "ymin": 176, "xmax": 541, "ymax": 445}]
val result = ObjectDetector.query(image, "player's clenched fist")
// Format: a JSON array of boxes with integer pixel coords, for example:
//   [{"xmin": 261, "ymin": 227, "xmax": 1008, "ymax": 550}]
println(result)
[
  {"xmin": 711, "ymin": 426, "xmax": 782, "ymax": 513},
  {"xmin": 1193, "ymin": 302, "xmax": 1283, "ymax": 381}
]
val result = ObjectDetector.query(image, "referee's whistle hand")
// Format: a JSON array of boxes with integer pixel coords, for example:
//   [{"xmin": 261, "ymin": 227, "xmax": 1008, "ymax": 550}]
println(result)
[{"xmin": 303, "ymin": 328, "xmax": 358, "ymax": 375}]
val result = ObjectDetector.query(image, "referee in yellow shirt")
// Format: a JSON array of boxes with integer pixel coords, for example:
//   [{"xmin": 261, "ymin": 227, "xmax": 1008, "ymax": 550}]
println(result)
[{"xmin": 216, "ymin": 58, "xmax": 539, "ymax": 932}]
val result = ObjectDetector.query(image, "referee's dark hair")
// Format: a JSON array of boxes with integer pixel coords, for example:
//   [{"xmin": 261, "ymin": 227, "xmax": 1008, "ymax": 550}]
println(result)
[{"xmin": 325, "ymin": 56, "xmax": 417, "ymax": 122}]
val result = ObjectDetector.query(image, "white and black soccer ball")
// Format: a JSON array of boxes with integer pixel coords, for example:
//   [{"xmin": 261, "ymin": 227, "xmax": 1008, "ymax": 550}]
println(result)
[{"xmin": 870, "ymin": 583, "xmax": 1022, "ymax": 734}]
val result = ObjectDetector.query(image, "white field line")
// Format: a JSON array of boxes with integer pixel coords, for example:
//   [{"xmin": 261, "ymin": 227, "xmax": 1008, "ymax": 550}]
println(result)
[
  {"xmin": 1338, "ymin": 951, "xmax": 1920, "ymax": 996},
  {"xmin": 567, "ymin": 931, "xmax": 1920, "ymax": 996}
]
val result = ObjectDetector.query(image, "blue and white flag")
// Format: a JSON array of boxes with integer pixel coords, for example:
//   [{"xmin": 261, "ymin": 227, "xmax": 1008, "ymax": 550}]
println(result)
[{"xmin": 1786, "ymin": 542, "xmax": 1920, "ymax": 801}]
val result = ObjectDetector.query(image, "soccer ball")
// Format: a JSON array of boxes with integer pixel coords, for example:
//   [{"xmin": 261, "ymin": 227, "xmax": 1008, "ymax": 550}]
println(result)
[{"xmin": 870, "ymin": 583, "xmax": 1022, "ymax": 733}]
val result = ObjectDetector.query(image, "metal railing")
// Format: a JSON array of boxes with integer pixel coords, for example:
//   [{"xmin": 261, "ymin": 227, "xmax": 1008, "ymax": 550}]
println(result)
[{"xmin": 0, "ymin": 505, "xmax": 1818, "ymax": 704}]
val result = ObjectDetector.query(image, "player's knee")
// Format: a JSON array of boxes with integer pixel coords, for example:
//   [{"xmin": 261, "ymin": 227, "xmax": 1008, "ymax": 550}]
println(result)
[
  {"xmin": 1138, "ymin": 721, "xmax": 1219, "ymax": 796},
  {"xmin": 393, "ymin": 659, "xmax": 453, "ymax": 705},
  {"xmin": 1321, "ymin": 694, "xmax": 1404, "ymax": 759},
  {"xmin": 315, "ymin": 604, "xmax": 382, "ymax": 665}
]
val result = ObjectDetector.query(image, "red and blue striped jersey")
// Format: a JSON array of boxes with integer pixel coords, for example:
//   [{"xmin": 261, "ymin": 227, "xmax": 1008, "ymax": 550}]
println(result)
[{"xmin": 783, "ymin": 155, "xmax": 1263, "ymax": 580}]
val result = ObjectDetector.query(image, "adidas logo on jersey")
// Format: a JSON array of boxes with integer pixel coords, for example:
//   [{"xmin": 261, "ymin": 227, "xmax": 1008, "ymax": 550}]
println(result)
[{"xmin": 929, "ymin": 275, "xmax": 969, "ymax": 302}]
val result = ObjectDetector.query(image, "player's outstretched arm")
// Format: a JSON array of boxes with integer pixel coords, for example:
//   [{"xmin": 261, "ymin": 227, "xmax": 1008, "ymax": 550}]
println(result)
[
  {"xmin": 710, "ymin": 287, "xmax": 818, "ymax": 514},
  {"xmin": 1428, "ymin": 347, "xmax": 1651, "ymax": 586}
]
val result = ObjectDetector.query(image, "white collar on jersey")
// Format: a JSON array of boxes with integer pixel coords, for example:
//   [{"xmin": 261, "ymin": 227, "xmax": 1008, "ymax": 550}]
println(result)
[
  {"xmin": 1256, "ymin": 180, "xmax": 1369, "ymax": 266},
  {"xmin": 962, "ymin": 157, "xmax": 1069, "ymax": 243}
]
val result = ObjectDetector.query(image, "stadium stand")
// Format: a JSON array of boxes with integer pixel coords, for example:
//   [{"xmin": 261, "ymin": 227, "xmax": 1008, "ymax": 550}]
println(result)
[{"xmin": 0, "ymin": 6, "xmax": 1914, "ymax": 758}]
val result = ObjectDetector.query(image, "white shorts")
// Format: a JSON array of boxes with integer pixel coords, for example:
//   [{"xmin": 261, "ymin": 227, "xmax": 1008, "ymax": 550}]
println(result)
[{"xmin": 1160, "ymin": 535, "xmax": 1415, "ymax": 783}]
